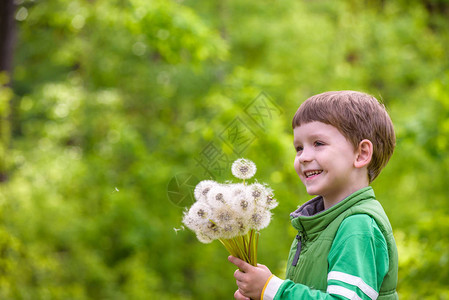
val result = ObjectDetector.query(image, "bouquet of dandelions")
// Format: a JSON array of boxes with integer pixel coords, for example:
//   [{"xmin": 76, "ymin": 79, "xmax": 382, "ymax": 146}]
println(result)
[{"xmin": 182, "ymin": 158, "xmax": 278, "ymax": 267}]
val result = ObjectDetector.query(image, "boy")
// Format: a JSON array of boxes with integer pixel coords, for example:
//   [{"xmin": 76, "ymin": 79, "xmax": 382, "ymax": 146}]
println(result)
[{"xmin": 229, "ymin": 91, "xmax": 398, "ymax": 300}]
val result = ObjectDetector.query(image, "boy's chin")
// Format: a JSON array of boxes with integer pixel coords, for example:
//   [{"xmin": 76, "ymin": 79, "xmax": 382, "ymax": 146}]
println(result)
[{"xmin": 305, "ymin": 188, "xmax": 319, "ymax": 197}]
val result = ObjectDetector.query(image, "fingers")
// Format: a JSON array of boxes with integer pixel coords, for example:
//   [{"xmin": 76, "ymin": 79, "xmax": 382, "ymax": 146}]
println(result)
[
  {"xmin": 234, "ymin": 269, "xmax": 245, "ymax": 281},
  {"xmin": 234, "ymin": 289, "xmax": 250, "ymax": 300},
  {"xmin": 228, "ymin": 256, "xmax": 251, "ymax": 272},
  {"xmin": 257, "ymin": 263, "xmax": 270, "ymax": 272}
]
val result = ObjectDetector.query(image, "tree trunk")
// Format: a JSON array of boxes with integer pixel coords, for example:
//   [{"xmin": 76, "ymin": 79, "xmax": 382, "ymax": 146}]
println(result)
[
  {"xmin": 0, "ymin": 0, "xmax": 16, "ymax": 183},
  {"xmin": 0, "ymin": 0, "xmax": 16, "ymax": 76}
]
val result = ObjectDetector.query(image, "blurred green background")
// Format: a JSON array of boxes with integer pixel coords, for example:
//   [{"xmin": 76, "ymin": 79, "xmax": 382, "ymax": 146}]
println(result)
[{"xmin": 0, "ymin": 0, "xmax": 449, "ymax": 299}]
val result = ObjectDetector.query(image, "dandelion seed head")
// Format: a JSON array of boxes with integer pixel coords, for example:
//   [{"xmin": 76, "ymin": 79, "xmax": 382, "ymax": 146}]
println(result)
[
  {"xmin": 207, "ymin": 220, "xmax": 219, "ymax": 232},
  {"xmin": 192, "ymin": 202, "xmax": 212, "ymax": 219},
  {"xmin": 224, "ymin": 224, "xmax": 233, "ymax": 232},
  {"xmin": 251, "ymin": 213, "xmax": 262, "ymax": 224},
  {"xmin": 197, "ymin": 209, "xmax": 206, "ymax": 218},
  {"xmin": 260, "ymin": 186, "xmax": 278, "ymax": 210},
  {"xmin": 196, "ymin": 232, "xmax": 214, "ymax": 243},
  {"xmin": 201, "ymin": 220, "xmax": 221, "ymax": 241},
  {"xmin": 206, "ymin": 184, "xmax": 231, "ymax": 207},
  {"xmin": 231, "ymin": 183, "xmax": 246, "ymax": 197},
  {"xmin": 249, "ymin": 183, "xmax": 278, "ymax": 210},
  {"xmin": 231, "ymin": 158, "xmax": 257, "ymax": 180},
  {"xmin": 194, "ymin": 180, "xmax": 218, "ymax": 202},
  {"xmin": 250, "ymin": 209, "xmax": 272, "ymax": 230},
  {"xmin": 182, "ymin": 214, "xmax": 196, "ymax": 231},
  {"xmin": 221, "ymin": 224, "xmax": 236, "ymax": 239},
  {"xmin": 182, "ymin": 202, "xmax": 212, "ymax": 232},
  {"xmin": 183, "ymin": 160, "xmax": 277, "ymax": 242},
  {"xmin": 236, "ymin": 218, "xmax": 248, "ymax": 234},
  {"xmin": 230, "ymin": 190, "xmax": 255, "ymax": 218},
  {"xmin": 222, "ymin": 218, "xmax": 248, "ymax": 239},
  {"xmin": 248, "ymin": 183, "xmax": 266, "ymax": 201},
  {"xmin": 211, "ymin": 205, "xmax": 236, "ymax": 227},
  {"xmin": 264, "ymin": 194, "xmax": 279, "ymax": 210},
  {"xmin": 217, "ymin": 211, "xmax": 231, "ymax": 222},
  {"xmin": 215, "ymin": 193, "xmax": 224, "ymax": 202},
  {"xmin": 240, "ymin": 199, "xmax": 249, "ymax": 209}
]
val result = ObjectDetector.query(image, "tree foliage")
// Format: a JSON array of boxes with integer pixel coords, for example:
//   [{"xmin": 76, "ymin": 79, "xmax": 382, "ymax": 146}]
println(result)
[{"xmin": 1, "ymin": 0, "xmax": 449, "ymax": 299}]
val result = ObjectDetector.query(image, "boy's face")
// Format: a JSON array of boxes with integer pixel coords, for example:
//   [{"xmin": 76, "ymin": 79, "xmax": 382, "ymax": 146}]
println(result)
[{"xmin": 293, "ymin": 121, "xmax": 362, "ymax": 206}]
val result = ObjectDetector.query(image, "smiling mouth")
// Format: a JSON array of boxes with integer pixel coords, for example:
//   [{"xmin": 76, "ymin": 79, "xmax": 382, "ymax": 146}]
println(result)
[{"xmin": 304, "ymin": 170, "xmax": 322, "ymax": 178}]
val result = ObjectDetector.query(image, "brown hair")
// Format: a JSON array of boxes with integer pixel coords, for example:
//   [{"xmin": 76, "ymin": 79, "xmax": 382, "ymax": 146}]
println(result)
[{"xmin": 292, "ymin": 91, "xmax": 395, "ymax": 182}]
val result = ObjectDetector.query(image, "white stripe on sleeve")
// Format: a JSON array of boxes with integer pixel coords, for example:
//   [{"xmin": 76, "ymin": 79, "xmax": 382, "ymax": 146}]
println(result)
[
  {"xmin": 262, "ymin": 275, "xmax": 284, "ymax": 300},
  {"xmin": 327, "ymin": 271, "xmax": 378, "ymax": 300},
  {"xmin": 327, "ymin": 285, "xmax": 362, "ymax": 300}
]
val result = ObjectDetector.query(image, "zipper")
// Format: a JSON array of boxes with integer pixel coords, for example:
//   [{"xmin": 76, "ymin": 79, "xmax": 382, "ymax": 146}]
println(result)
[{"xmin": 292, "ymin": 233, "xmax": 302, "ymax": 266}]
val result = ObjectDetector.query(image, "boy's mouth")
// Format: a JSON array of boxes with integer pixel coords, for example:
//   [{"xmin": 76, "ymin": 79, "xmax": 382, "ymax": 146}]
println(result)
[{"xmin": 304, "ymin": 170, "xmax": 322, "ymax": 178}]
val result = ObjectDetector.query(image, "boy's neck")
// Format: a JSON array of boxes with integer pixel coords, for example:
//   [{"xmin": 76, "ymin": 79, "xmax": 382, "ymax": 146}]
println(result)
[{"xmin": 322, "ymin": 184, "xmax": 370, "ymax": 210}]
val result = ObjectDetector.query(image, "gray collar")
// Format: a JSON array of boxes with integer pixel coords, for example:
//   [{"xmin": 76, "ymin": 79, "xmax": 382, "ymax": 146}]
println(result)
[{"xmin": 290, "ymin": 195, "xmax": 325, "ymax": 218}]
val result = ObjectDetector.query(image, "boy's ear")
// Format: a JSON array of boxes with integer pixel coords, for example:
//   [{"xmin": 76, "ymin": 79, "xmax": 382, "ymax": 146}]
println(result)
[{"xmin": 354, "ymin": 139, "xmax": 373, "ymax": 168}]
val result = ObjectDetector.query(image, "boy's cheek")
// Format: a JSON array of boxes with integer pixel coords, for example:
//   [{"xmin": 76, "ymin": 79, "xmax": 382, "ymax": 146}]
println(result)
[{"xmin": 293, "ymin": 160, "xmax": 303, "ymax": 179}]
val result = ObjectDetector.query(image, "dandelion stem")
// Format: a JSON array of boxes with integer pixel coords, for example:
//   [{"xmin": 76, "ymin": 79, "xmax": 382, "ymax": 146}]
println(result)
[{"xmin": 219, "ymin": 231, "xmax": 258, "ymax": 269}]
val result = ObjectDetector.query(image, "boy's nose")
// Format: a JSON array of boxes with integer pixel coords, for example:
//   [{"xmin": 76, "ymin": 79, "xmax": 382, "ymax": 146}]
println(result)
[{"xmin": 299, "ymin": 148, "xmax": 313, "ymax": 163}]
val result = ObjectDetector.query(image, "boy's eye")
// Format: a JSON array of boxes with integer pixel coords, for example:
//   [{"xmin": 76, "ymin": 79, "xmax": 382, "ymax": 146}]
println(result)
[
  {"xmin": 314, "ymin": 141, "xmax": 324, "ymax": 147},
  {"xmin": 295, "ymin": 146, "xmax": 303, "ymax": 152}
]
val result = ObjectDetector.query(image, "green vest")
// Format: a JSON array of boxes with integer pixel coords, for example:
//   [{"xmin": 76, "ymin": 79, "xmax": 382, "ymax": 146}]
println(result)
[{"xmin": 285, "ymin": 187, "xmax": 398, "ymax": 299}]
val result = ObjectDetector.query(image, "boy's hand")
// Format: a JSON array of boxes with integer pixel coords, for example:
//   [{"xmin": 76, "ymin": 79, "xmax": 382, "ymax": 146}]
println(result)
[
  {"xmin": 228, "ymin": 256, "xmax": 272, "ymax": 300},
  {"xmin": 234, "ymin": 289, "xmax": 250, "ymax": 300}
]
